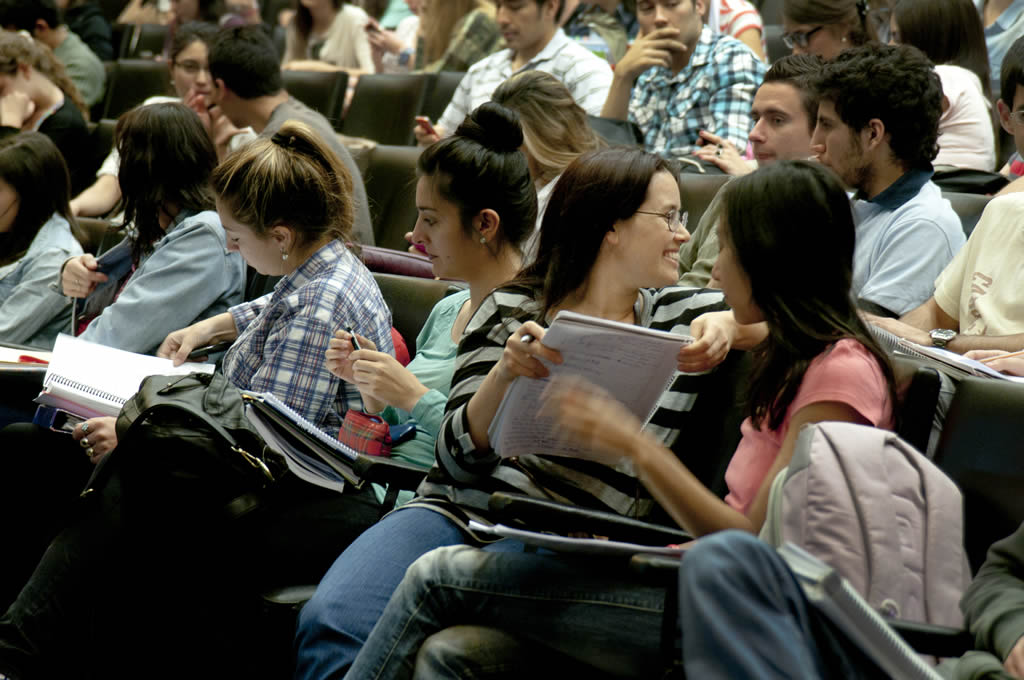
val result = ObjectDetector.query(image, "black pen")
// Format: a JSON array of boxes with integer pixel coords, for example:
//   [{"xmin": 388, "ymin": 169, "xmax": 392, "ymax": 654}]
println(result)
[{"xmin": 347, "ymin": 328, "xmax": 362, "ymax": 350}]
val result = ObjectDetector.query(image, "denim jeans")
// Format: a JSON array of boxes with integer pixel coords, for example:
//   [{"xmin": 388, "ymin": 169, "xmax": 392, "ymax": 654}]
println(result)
[
  {"xmin": 294, "ymin": 507, "xmax": 471, "ymax": 680},
  {"xmin": 678, "ymin": 531, "xmax": 885, "ymax": 679},
  {"xmin": 343, "ymin": 544, "xmax": 667, "ymax": 680}
]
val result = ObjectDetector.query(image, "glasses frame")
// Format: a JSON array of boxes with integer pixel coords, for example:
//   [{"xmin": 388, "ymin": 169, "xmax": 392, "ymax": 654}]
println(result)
[
  {"xmin": 172, "ymin": 59, "xmax": 210, "ymax": 75},
  {"xmin": 1009, "ymin": 110, "xmax": 1024, "ymax": 126},
  {"xmin": 781, "ymin": 25, "xmax": 823, "ymax": 49},
  {"xmin": 635, "ymin": 209, "xmax": 689, "ymax": 233}
]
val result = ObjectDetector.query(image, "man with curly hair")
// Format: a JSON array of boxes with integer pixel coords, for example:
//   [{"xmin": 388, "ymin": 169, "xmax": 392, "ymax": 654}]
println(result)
[{"xmin": 811, "ymin": 43, "xmax": 964, "ymax": 319}]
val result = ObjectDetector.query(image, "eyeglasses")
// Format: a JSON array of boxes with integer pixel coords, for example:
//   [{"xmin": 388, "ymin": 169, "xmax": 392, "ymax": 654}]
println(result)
[
  {"xmin": 781, "ymin": 26, "xmax": 823, "ymax": 49},
  {"xmin": 635, "ymin": 209, "xmax": 689, "ymax": 233},
  {"xmin": 1009, "ymin": 110, "xmax": 1024, "ymax": 126},
  {"xmin": 173, "ymin": 60, "xmax": 210, "ymax": 75}
]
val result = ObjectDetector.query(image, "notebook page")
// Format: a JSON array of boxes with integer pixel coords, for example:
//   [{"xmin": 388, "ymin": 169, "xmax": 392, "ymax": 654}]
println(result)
[{"xmin": 488, "ymin": 312, "xmax": 690, "ymax": 459}]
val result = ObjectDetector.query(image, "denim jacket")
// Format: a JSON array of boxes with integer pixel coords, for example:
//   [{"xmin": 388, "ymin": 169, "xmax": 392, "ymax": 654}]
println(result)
[
  {"xmin": 73, "ymin": 209, "xmax": 246, "ymax": 355},
  {"xmin": 0, "ymin": 213, "xmax": 83, "ymax": 348}
]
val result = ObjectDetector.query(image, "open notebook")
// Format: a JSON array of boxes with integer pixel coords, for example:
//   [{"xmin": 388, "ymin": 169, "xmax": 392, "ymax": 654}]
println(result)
[
  {"xmin": 488, "ymin": 310, "xmax": 693, "ymax": 459},
  {"xmin": 870, "ymin": 325, "xmax": 1024, "ymax": 383},
  {"xmin": 34, "ymin": 334, "xmax": 214, "ymax": 419}
]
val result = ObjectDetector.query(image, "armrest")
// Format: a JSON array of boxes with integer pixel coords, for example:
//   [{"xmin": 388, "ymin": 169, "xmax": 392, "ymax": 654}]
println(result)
[
  {"xmin": 488, "ymin": 491, "xmax": 691, "ymax": 545},
  {"xmin": 888, "ymin": 620, "xmax": 974, "ymax": 658},
  {"xmin": 351, "ymin": 454, "xmax": 429, "ymax": 490},
  {"xmin": 0, "ymin": 364, "xmax": 47, "ymax": 408}
]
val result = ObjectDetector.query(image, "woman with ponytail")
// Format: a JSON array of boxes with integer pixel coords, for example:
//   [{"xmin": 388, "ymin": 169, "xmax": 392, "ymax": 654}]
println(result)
[
  {"xmin": 0, "ymin": 119, "xmax": 393, "ymax": 679},
  {"xmin": 782, "ymin": 0, "xmax": 879, "ymax": 60},
  {"xmin": 294, "ymin": 122, "xmax": 750, "ymax": 679}
]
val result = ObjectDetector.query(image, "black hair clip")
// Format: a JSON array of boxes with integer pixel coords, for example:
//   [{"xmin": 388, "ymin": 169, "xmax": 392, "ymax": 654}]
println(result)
[{"xmin": 271, "ymin": 131, "xmax": 297, "ymax": 148}]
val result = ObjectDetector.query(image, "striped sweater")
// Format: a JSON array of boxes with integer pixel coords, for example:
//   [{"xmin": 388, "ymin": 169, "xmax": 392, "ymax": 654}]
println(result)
[{"xmin": 410, "ymin": 283, "xmax": 729, "ymax": 523}]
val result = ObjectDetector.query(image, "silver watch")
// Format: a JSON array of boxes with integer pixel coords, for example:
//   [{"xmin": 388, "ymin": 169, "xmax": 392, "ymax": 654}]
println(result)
[{"xmin": 929, "ymin": 328, "xmax": 956, "ymax": 349}]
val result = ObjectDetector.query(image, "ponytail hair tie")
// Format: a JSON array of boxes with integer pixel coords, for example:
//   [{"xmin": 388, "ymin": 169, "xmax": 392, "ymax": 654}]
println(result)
[{"xmin": 271, "ymin": 130, "xmax": 319, "ymax": 158}]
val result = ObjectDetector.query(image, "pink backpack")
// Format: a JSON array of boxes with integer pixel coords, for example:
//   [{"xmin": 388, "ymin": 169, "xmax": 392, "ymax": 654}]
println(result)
[{"xmin": 760, "ymin": 421, "xmax": 969, "ymax": 627}]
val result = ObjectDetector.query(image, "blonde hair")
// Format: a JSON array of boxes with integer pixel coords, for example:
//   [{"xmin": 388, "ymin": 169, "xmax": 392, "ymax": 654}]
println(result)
[
  {"xmin": 0, "ymin": 32, "xmax": 89, "ymax": 120},
  {"xmin": 212, "ymin": 120, "xmax": 355, "ymax": 246},
  {"xmin": 420, "ymin": 0, "xmax": 494, "ymax": 65},
  {"xmin": 491, "ymin": 70, "xmax": 602, "ymax": 186}
]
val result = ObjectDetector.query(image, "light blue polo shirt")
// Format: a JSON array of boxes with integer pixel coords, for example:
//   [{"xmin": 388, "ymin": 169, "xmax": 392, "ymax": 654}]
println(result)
[
  {"xmin": 976, "ymin": 0, "xmax": 1024, "ymax": 96},
  {"xmin": 851, "ymin": 168, "xmax": 965, "ymax": 317}
]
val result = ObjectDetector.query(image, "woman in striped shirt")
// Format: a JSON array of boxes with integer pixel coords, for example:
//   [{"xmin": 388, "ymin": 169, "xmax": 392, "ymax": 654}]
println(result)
[{"xmin": 295, "ymin": 144, "xmax": 751, "ymax": 678}]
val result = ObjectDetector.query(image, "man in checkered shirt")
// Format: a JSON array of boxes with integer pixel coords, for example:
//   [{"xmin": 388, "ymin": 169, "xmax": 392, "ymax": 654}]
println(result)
[
  {"xmin": 602, "ymin": 0, "xmax": 765, "ymax": 160},
  {"xmin": 414, "ymin": 0, "xmax": 613, "ymax": 145}
]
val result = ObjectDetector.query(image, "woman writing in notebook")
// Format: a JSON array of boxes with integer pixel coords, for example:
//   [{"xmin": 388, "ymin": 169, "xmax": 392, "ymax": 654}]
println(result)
[
  {"xmin": 323, "ymin": 160, "xmax": 901, "ymax": 678},
  {"xmin": 325, "ymin": 102, "xmax": 536, "ymax": 505},
  {"xmin": 293, "ymin": 144, "xmax": 749, "ymax": 677},
  {"xmin": 0, "ymin": 120, "xmax": 395, "ymax": 679}
]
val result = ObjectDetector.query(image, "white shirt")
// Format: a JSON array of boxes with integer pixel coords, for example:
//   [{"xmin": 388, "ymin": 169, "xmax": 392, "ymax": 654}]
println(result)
[
  {"xmin": 934, "ymin": 64, "xmax": 996, "ymax": 172},
  {"xmin": 436, "ymin": 28, "xmax": 612, "ymax": 135}
]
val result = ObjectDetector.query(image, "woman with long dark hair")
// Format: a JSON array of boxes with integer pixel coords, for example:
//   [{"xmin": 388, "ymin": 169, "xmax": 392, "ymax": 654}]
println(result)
[
  {"xmin": 334, "ymin": 159, "xmax": 900, "ymax": 679},
  {"xmin": 0, "ymin": 132, "xmax": 85, "ymax": 348},
  {"xmin": 294, "ymin": 143, "xmax": 752, "ymax": 678}
]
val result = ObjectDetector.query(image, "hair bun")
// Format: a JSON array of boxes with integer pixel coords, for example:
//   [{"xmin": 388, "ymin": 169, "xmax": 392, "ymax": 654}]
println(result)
[{"xmin": 454, "ymin": 102, "xmax": 524, "ymax": 153}]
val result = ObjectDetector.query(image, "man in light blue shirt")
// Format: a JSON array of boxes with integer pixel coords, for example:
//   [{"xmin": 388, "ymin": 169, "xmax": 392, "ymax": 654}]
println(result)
[
  {"xmin": 976, "ymin": 0, "xmax": 1024, "ymax": 96},
  {"xmin": 812, "ymin": 43, "xmax": 964, "ymax": 318}
]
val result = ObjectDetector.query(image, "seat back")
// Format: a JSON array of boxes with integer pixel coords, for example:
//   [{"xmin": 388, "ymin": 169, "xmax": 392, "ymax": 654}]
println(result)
[
  {"xmin": 891, "ymin": 355, "xmax": 942, "ymax": 457},
  {"xmin": 420, "ymin": 71, "xmax": 465, "ymax": 122},
  {"xmin": 83, "ymin": 118, "xmax": 117, "ymax": 181},
  {"xmin": 758, "ymin": 0, "xmax": 783, "ymax": 24},
  {"xmin": 764, "ymin": 24, "xmax": 788, "ymax": 62},
  {"xmin": 120, "ymin": 23, "xmax": 168, "ymax": 58},
  {"xmin": 361, "ymin": 144, "xmax": 421, "ymax": 250},
  {"xmin": 587, "ymin": 115, "xmax": 644, "ymax": 146},
  {"xmin": 282, "ymin": 70, "xmax": 348, "ymax": 131},
  {"xmin": 931, "ymin": 377, "xmax": 1024, "ymax": 574},
  {"xmin": 341, "ymin": 73, "xmax": 432, "ymax": 145},
  {"xmin": 678, "ymin": 173, "xmax": 731, "ymax": 231},
  {"xmin": 102, "ymin": 59, "xmax": 171, "ymax": 119},
  {"xmin": 942, "ymin": 191, "xmax": 992, "ymax": 239},
  {"xmin": 372, "ymin": 272, "xmax": 462, "ymax": 356},
  {"xmin": 76, "ymin": 217, "xmax": 119, "ymax": 254}
]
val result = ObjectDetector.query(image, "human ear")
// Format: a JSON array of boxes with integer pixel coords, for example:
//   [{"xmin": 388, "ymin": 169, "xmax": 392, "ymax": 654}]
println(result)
[
  {"xmin": 269, "ymin": 224, "xmax": 293, "ymax": 252},
  {"xmin": 998, "ymin": 99, "xmax": 1014, "ymax": 135},
  {"xmin": 474, "ymin": 209, "xmax": 501, "ymax": 244}
]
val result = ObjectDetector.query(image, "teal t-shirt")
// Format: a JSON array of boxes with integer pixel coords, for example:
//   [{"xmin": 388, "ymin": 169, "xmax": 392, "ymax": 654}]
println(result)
[{"xmin": 373, "ymin": 288, "xmax": 470, "ymax": 504}]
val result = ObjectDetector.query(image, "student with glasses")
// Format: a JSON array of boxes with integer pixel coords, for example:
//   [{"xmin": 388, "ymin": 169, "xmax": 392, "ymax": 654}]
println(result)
[
  {"xmin": 782, "ymin": 0, "xmax": 879, "ymax": 60},
  {"xmin": 294, "ymin": 145, "xmax": 752, "ymax": 678},
  {"xmin": 71, "ymin": 21, "xmax": 255, "ymax": 218}
]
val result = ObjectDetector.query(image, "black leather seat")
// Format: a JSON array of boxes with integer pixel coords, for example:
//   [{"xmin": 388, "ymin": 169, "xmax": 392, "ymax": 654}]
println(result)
[
  {"xmin": 420, "ymin": 71, "xmax": 465, "ymax": 123},
  {"xmin": 943, "ymin": 191, "xmax": 992, "ymax": 239},
  {"xmin": 678, "ymin": 173, "xmax": 731, "ymax": 230},
  {"xmin": 341, "ymin": 74, "xmax": 432, "ymax": 145},
  {"xmin": 764, "ymin": 24, "xmax": 787, "ymax": 62},
  {"xmin": 101, "ymin": 59, "xmax": 171, "ymax": 120},
  {"xmin": 120, "ymin": 23, "xmax": 168, "ymax": 59},
  {"xmin": 359, "ymin": 144, "xmax": 422, "ymax": 250},
  {"xmin": 83, "ymin": 118, "xmax": 117, "ymax": 181},
  {"xmin": 282, "ymin": 69, "xmax": 348, "ymax": 131}
]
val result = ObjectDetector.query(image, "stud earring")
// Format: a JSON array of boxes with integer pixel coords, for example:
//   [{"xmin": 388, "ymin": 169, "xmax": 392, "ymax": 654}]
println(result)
[
  {"xmin": 281, "ymin": 250, "xmax": 288, "ymax": 261},
  {"xmin": 479, "ymin": 236, "xmax": 487, "ymax": 244}
]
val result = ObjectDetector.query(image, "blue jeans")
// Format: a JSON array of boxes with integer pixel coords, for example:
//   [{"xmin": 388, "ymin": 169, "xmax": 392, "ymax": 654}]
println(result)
[
  {"xmin": 678, "ymin": 531, "xmax": 884, "ymax": 679},
  {"xmin": 294, "ymin": 508, "xmax": 471, "ymax": 680},
  {"xmin": 343, "ymin": 544, "xmax": 667, "ymax": 679}
]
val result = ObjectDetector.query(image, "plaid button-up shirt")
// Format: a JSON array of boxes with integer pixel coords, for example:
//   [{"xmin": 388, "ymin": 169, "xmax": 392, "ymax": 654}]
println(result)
[
  {"xmin": 629, "ymin": 26, "xmax": 764, "ymax": 159},
  {"xmin": 223, "ymin": 240, "xmax": 393, "ymax": 436}
]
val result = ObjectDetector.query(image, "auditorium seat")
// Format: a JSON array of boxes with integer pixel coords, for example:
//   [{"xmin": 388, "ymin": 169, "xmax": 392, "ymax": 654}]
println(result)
[
  {"xmin": 282, "ymin": 69, "xmax": 348, "ymax": 131},
  {"xmin": 764, "ymin": 24, "xmax": 787, "ymax": 63},
  {"xmin": 678, "ymin": 173, "xmax": 730, "ymax": 230},
  {"xmin": 100, "ymin": 59, "xmax": 172, "ymax": 120},
  {"xmin": 341, "ymin": 73, "xmax": 432, "ymax": 145},
  {"xmin": 120, "ymin": 23, "xmax": 168, "ymax": 59},
  {"xmin": 83, "ymin": 118, "xmax": 117, "ymax": 181},
  {"xmin": 420, "ymin": 71, "xmax": 465, "ymax": 123},
  {"xmin": 943, "ymin": 191, "xmax": 991, "ymax": 238},
  {"xmin": 357, "ymin": 144, "xmax": 422, "ymax": 250}
]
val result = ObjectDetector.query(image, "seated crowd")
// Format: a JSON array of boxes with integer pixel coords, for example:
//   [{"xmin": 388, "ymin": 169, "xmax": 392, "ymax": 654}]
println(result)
[{"xmin": 1, "ymin": 1, "xmax": 1024, "ymax": 679}]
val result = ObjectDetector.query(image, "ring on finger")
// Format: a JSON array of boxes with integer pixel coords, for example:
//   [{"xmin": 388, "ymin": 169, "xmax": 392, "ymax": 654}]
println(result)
[
  {"xmin": 81, "ymin": 422, "xmax": 90, "ymax": 434},
  {"xmin": 80, "ymin": 437, "xmax": 90, "ymax": 448},
  {"xmin": 715, "ymin": 146, "xmax": 723, "ymax": 158},
  {"xmin": 86, "ymin": 447, "xmax": 95, "ymax": 457}
]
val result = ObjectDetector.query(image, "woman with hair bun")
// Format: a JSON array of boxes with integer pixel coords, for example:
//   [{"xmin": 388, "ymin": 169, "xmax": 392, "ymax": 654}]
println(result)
[
  {"xmin": 326, "ymin": 101, "xmax": 536, "ymax": 504},
  {"xmin": 294, "ymin": 140, "xmax": 751, "ymax": 678}
]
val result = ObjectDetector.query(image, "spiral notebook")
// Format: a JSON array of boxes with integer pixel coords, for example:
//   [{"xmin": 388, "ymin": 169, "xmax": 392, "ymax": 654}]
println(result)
[
  {"xmin": 488, "ymin": 310, "xmax": 693, "ymax": 459},
  {"xmin": 34, "ymin": 334, "xmax": 215, "ymax": 419}
]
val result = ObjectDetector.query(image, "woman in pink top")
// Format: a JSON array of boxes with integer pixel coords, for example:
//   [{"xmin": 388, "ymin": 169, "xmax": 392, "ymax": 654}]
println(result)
[{"xmin": 335, "ymin": 160, "xmax": 899, "ymax": 678}]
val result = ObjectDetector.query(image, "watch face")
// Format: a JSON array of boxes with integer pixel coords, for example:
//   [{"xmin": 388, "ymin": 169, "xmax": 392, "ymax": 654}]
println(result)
[{"xmin": 932, "ymin": 329, "xmax": 956, "ymax": 341}]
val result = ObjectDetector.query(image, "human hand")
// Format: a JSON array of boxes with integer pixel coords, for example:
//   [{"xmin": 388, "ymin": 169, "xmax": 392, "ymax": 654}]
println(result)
[
  {"xmin": 693, "ymin": 131, "xmax": 752, "ymax": 176},
  {"xmin": 614, "ymin": 26, "xmax": 686, "ymax": 83},
  {"xmin": 351, "ymin": 349, "xmax": 428, "ymax": 412},
  {"xmin": 966, "ymin": 350, "xmax": 1024, "ymax": 377},
  {"xmin": 678, "ymin": 311, "xmax": 738, "ymax": 373},
  {"xmin": 413, "ymin": 118, "xmax": 441, "ymax": 146},
  {"xmin": 325, "ymin": 329, "xmax": 378, "ymax": 383},
  {"xmin": 1005, "ymin": 634, "xmax": 1024, "ymax": 678},
  {"xmin": 493, "ymin": 321, "xmax": 563, "ymax": 386},
  {"xmin": 208, "ymin": 103, "xmax": 243, "ymax": 160},
  {"xmin": 61, "ymin": 254, "xmax": 109, "ymax": 298},
  {"xmin": 542, "ymin": 375, "xmax": 645, "ymax": 464},
  {"xmin": 73, "ymin": 416, "xmax": 118, "ymax": 464},
  {"xmin": 366, "ymin": 19, "xmax": 404, "ymax": 55},
  {"xmin": 185, "ymin": 87, "xmax": 213, "ymax": 138},
  {"xmin": 0, "ymin": 90, "xmax": 34, "ymax": 128},
  {"xmin": 866, "ymin": 315, "xmax": 931, "ymax": 347},
  {"xmin": 157, "ymin": 317, "xmax": 222, "ymax": 366}
]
